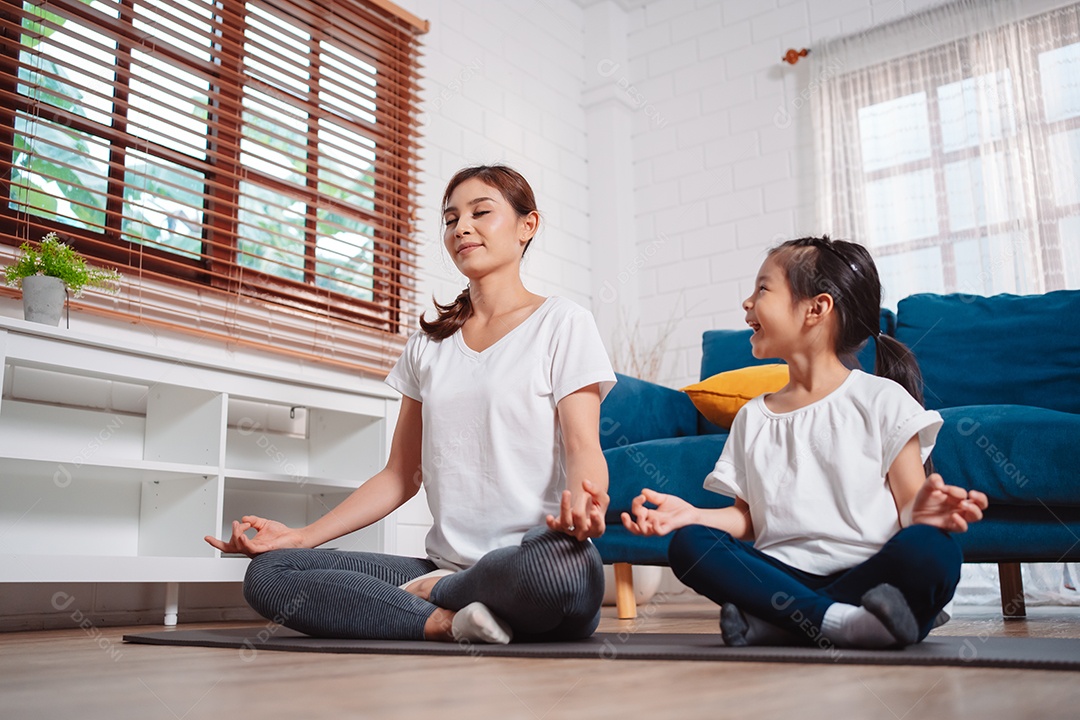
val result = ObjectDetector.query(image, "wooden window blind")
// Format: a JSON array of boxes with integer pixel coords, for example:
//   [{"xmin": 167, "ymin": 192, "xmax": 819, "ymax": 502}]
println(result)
[{"xmin": 0, "ymin": 0, "xmax": 425, "ymax": 376}]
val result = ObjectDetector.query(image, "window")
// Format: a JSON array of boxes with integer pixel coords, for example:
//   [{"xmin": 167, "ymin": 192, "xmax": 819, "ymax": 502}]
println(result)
[
  {"xmin": 1, "ymin": 0, "xmax": 426, "ymax": 373},
  {"xmin": 814, "ymin": 2, "xmax": 1080, "ymax": 308}
]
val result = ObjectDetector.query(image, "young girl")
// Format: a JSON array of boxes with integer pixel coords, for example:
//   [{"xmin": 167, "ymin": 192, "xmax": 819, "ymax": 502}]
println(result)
[
  {"xmin": 206, "ymin": 165, "xmax": 615, "ymax": 644},
  {"xmin": 622, "ymin": 236, "xmax": 988, "ymax": 649}
]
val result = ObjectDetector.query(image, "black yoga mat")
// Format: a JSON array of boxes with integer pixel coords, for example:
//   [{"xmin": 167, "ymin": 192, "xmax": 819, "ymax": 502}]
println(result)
[{"xmin": 123, "ymin": 627, "xmax": 1080, "ymax": 671}]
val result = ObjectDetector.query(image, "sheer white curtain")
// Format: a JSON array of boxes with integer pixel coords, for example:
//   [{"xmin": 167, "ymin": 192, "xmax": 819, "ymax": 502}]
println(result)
[{"xmin": 813, "ymin": 0, "xmax": 1080, "ymax": 309}]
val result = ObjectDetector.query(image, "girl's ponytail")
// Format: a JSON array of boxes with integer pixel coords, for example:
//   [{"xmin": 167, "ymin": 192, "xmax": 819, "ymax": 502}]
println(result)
[
  {"xmin": 419, "ymin": 286, "xmax": 472, "ymax": 340},
  {"xmin": 874, "ymin": 333, "xmax": 925, "ymax": 406},
  {"xmin": 875, "ymin": 332, "xmax": 934, "ymax": 473}
]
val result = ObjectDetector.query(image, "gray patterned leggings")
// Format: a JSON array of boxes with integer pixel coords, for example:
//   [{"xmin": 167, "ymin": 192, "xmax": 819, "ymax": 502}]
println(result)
[{"xmin": 243, "ymin": 527, "xmax": 605, "ymax": 642}]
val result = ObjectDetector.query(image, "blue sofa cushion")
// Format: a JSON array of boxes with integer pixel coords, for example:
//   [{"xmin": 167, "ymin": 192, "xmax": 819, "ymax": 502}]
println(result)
[
  {"xmin": 894, "ymin": 291, "xmax": 1080, "ymax": 413},
  {"xmin": 593, "ymin": 526, "xmax": 676, "ymax": 565},
  {"xmin": 700, "ymin": 329, "xmax": 771, "ymax": 380},
  {"xmin": 956, "ymin": 505, "xmax": 1080, "ymax": 563},
  {"xmin": 598, "ymin": 434, "xmax": 734, "ymax": 566},
  {"xmin": 602, "ymin": 434, "xmax": 733, "ymax": 524},
  {"xmin": 591, "ymin": 526, "xmax": 673, "ymax": 565},
  {"xmin": 598, "ymin": 373, "xmax": 699, "ymax": 451},
  {"xmin": 933, "ymin": 405, "xmax": 1080, "ymax": 506}
]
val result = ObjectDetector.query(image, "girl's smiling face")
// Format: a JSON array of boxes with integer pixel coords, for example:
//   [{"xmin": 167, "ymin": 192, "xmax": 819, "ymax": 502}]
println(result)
[
  {"xmin": 742, "ymin": 255, "xmax": 809, "ymax": 360},
  {"xmin": 442, "ymin": 177, "xmax": 535, "ymax": 279}
]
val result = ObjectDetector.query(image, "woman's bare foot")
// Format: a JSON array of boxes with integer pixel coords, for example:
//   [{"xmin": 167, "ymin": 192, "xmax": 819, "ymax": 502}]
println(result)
[
  {"xmin": 400, "ymin": 569, "xmax": 454, "ymax": 601},
  {"xmin": 423, "ymin": 607, "xmax": 456, "ymax": 641},
  {"xmin": 403, "ymin": 574, "xmax": 442, "ymax": 601}
]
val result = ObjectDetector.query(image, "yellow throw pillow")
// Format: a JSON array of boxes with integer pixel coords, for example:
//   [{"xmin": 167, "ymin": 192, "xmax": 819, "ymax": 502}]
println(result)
[{"xmin": 682, "ymin": 364, "xmax": 790, "ymax": 428}]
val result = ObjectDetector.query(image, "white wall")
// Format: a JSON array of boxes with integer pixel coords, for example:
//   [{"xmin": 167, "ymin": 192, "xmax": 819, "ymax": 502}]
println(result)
[
  {"xmin": 619, "ymin": 0, "xmax": 948, "ymax": 387},
  {"xmin": 394, "ymin": 0, "xmax": 954, "ymax": 391},
  {"xmin": 401, "ymin": 0, "xmax": 591, "ymax": 307}
]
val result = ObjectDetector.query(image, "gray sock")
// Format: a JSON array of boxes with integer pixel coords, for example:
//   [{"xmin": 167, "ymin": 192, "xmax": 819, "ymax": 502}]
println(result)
[
  {"xmin": 821, "ymin": 584, "xmax": 918, "ymax": 649},
  {"xmin": 720, "ymin": 603, "xmax": 750, "ymax": 646},
  {"xmin": 721, "ymin": 604, "xmax": 800, "ymax": 646},
  {"xmin": 861, "ymin": 583, "xmax": 919, "ymax": 647}
]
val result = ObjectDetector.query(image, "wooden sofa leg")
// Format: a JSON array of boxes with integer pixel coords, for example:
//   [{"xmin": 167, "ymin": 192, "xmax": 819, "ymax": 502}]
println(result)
[
  {"xmin": 999, "ymin": 562, "xmax": 1026, "ymax": 618},
  {"xmin": 614, "ymin": 563, "xmax": 638, "ymax": 620}
]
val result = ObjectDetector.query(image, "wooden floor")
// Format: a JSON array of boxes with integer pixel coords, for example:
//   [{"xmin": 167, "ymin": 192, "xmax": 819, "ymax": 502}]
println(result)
[{"xmin": 3, "ymin": 600, "xmax": 1079, "ymax": 720}]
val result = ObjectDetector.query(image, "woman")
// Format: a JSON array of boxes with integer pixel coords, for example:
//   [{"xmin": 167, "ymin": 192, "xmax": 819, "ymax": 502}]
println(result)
[{"xmin": 206, "ymin": 165, "xmax": 616, "ymax": 644}]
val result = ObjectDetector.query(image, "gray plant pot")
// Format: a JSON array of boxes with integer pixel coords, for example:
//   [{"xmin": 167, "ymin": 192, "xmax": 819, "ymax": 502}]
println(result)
[{"xmin": 22, "ymin": 275, "xmax": 66, "ymax": 326}]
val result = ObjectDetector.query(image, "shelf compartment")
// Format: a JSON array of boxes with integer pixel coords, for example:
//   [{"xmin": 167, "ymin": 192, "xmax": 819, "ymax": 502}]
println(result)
[
  {"xmin": 139, "ymin": 474, "xmax": 220, "ymax": 558},
  {"xmin": 221, "ymin": 483, "xmax": 384, "ymax": 555},
  {"xmin": 224, "ymin": 404, "xmax": 385, "ymax": 484},
  {"xmin": 1, "ymin": 470, "xmax": 218, "ymax": 559},
  {"xmin": 0, "ymin": 389, "xmax": 227, "ymax": 471},
  {"xmin": 145, "ymin": 385, "xmax": 225, "ymax": 466},
  {"xmin": 0, "ymin": 399, "xmax": 146, "ymax": 466}
]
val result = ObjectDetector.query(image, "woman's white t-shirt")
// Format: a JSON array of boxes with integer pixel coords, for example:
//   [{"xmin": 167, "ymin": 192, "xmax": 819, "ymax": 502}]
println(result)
[
  {"xmin": 703, "ymin": 370, "xmax": 943, "ymax": 576},
  {"xmin": 385, "ymin": 296, "xmax": 616, "ymax": 570}
]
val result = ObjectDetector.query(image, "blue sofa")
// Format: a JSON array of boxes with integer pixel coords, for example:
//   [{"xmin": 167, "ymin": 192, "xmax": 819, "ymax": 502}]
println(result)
[{"xmin": 595, "ymin": 290, "xmax": 1080, "ymax": 619}]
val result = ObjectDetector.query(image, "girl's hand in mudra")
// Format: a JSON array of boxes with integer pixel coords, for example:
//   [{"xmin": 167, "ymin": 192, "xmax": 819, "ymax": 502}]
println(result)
[
  {"xmin": 621, "ymin": 488, "xmax": 698, "ymax": 537},
  {"xmin": 204, "ymin": 515, "xmax": 305, "ymax": 557},
  {"xmin": 910, "ymin": 473, "xmax": 988, "ymax": 533},
  {"xmin": 547, "ymin": 479, "xmax": 607, "ymax": 541}
]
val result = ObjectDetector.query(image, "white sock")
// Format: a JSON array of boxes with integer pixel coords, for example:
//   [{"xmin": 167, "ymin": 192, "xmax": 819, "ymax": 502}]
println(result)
[
  {"xmin": 821, "ymin": 602, "xmax": 897, "ymax": 649},
  {"xmin": 450, "ymin": 602, "xmax": 512, "ymax": 645}
]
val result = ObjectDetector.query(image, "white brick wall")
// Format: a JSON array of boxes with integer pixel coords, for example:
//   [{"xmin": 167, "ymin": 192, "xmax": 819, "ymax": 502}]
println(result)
[
  {"xmin": 625, "ymin": 0, "xmax": 948, "ymax": 387},
  {"xmin": 401, "ymin": 0, "xmax": 590, "ymax": 318}
]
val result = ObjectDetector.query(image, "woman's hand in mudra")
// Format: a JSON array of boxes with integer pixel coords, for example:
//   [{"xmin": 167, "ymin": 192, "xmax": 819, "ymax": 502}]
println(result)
[
  {"xmin": 546, "ymin": 479, "xmax": 607, "ymax": 541},
  {"xmin": 204, "ymin": 515, "xmax": 305, "ymax": 558}
]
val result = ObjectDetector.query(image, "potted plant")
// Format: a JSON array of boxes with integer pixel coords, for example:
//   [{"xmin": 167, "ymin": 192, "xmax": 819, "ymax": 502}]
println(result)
[{"xmin": 4, "ymin": 232, "xmax": 121, "ymax": 326}]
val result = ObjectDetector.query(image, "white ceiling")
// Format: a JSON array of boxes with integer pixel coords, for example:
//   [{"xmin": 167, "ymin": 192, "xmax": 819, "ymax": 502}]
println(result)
[{"xmin": 571, "ymin": 0, "xmax": 653, "ymax": 10}]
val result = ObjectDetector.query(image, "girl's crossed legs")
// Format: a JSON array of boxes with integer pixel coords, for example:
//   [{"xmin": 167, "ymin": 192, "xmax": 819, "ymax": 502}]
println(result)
[{"xmin": 668, "ymin": 523, "xmax": 962, "ymax": 645}]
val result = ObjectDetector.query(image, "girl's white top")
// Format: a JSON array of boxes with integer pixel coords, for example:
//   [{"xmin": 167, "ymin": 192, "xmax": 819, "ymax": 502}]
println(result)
[
  {"xmin": 704, "ymin": 370, "xmax": 943, "ymax": 575},
  {"xmin": 386, "ymin": 296, "xmax": 616, "ymax": 570}
]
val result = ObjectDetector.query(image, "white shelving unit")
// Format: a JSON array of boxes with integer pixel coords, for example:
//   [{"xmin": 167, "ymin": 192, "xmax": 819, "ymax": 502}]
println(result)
[{"xmin": 0, "ymin": 316, "xmax": 399, "ymax": 625}]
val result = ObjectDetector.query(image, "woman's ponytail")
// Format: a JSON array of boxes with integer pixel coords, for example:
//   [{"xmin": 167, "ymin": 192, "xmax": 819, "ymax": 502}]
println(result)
[{"xmin": 419, "ymin": 286, "xmax": 473, "ymax": 340}]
